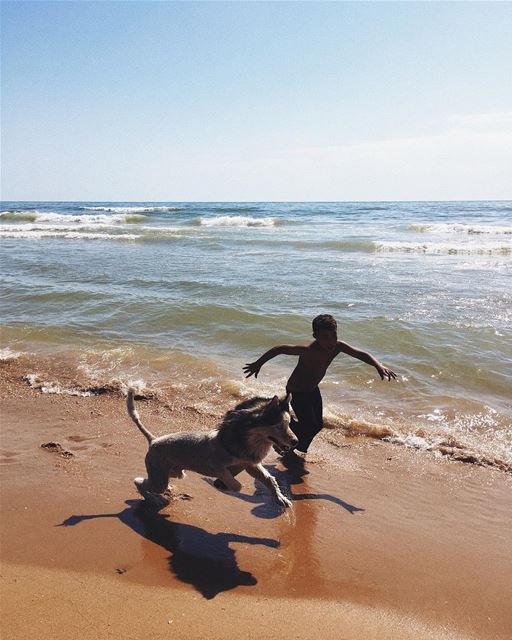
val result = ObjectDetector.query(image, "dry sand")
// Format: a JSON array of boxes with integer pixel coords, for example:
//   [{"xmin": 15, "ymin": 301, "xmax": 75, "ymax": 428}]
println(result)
[{"xmin": 1, "ymin": 359, "xmax": 511, "ymax": 639}]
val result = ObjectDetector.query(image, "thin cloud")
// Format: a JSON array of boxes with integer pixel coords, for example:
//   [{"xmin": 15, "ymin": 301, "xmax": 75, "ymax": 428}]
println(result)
[
  {"xmin": 208, "ymin": 115, "xmax": 512, "ymax": 200},
  {"xmin": 447, "ymin": 111, "xmax": 512, "ymax": 129}
]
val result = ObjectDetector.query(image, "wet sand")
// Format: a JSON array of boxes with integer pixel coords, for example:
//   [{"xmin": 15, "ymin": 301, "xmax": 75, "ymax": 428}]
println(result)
[{"xmin": 1, "ymin": 359, "xmax": 511, "ymax": 639}]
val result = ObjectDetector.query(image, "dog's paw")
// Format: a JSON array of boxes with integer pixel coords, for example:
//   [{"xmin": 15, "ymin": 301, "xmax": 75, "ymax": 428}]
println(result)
[
  {"xmin": 134, "ymin": 477, "xmax": 147, "ymax": 495},
  {"xmin": 146, "ymin": 493, "xmax": 170, "ymax": 511},
  {"xmin": 229, "ymin": 479, "xmax": 243, "ymax": 493},
  {"xmin": 214, "ymin": 478, "xmax": 242, "ymax": 492}
]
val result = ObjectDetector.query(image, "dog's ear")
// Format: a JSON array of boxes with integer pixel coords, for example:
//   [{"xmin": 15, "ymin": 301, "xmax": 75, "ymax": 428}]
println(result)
[
  {"xmin": 280, "ymin": 393, "xmax": 291, "ymax": 410},
  {"xmin": 265, "ymin": 396, "xmax": 280, "ymax": 412}
]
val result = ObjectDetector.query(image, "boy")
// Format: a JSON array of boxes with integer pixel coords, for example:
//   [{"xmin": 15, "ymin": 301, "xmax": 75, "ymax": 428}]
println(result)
[{"xmin": 243, "ymin": 314, "xmax": 397, "ymax": 456}]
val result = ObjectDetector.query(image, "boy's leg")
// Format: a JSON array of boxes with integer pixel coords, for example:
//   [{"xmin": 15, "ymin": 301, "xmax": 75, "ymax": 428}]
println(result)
[
  {"xmin": 312, "ymin": 387, "xmax": 324, "ymax": 430},
  {"xmin": 290, "ymin": 389, "xmax": 323, "ymax": 453}
]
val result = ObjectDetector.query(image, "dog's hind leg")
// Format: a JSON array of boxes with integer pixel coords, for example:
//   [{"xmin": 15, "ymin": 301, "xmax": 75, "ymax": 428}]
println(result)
[
  {"xmin": 246, "ymin": 464, "xmax": 292, "ymax": 508},
  {"xmin": 134, "ymin": 452, "xmax": 172, "ymax": 509},
  {"xmin": 133, "ymin": 477, "xmax": 170, "ymax": 510},
  {"xmin": 134, "ymin": 477, "xmax": 152, "ymax": 498}
]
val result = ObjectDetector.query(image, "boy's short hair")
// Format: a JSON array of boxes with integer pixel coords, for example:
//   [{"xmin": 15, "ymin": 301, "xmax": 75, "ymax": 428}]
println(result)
[{"xmin": 312, "ymin": 314, "xmax": 337, "ymax": 333}]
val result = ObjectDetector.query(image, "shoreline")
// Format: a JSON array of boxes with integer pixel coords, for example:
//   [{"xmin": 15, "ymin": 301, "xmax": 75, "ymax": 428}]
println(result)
[
  {"xmin": 1, "ymin": 360, "xmax": 512, "ymax": 639},
  {"xmin": 1, "ymin": 351, "xmax": 510, "ymax": 473}
]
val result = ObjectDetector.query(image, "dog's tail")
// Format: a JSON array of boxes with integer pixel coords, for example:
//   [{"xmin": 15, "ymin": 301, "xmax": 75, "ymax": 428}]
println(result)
[{"xmin": 127, "ymin": 388, "xmax": 155, "ymax": 444}]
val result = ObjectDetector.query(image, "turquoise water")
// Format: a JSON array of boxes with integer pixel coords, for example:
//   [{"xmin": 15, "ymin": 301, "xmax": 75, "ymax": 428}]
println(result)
[{"xmin": 1, "ymin": 201, "xmax": 511, "ymax": 466}]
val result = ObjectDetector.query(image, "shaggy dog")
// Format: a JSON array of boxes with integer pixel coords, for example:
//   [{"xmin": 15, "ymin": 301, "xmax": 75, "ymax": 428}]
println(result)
[{"xmin": 127, "ymin": 390, "xmax": 298, "ymax": 509}]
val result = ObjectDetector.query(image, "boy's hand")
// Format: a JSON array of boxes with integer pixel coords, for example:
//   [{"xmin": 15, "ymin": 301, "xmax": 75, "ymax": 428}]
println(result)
[
  {"xmin": 376, "ymin": 364, "xmax": 397, "ymax": 381},
  {"xmin": 243, "ymin": 361, "xmax": 261, "ymax": 379}
]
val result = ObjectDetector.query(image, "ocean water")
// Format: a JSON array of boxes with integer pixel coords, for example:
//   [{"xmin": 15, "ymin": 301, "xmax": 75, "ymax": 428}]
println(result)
[{"xmin": 1, "ymin": 201, "xmax": 511, "ymax": 469}]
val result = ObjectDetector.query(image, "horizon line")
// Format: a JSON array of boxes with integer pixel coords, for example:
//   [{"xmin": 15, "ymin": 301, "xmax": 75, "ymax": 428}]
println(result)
[{"xmin": 2, "ymin": 198, "xmax": 511, "ymax": 204}]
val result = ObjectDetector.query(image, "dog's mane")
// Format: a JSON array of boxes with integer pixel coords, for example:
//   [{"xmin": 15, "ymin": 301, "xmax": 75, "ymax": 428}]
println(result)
[
  {"xmin": 220, "ymin": 397, "xmax": 269, "ymax": 427},
  {"xmin": 216, "ymin": 396, "xmax": 277, "ymax": 462}
]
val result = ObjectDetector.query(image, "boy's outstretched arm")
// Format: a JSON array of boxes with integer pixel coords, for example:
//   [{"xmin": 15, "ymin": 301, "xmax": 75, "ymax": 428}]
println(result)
[
  {"xmin": 336, "ymin": 341, "xmax": 397, "ymax": 381},
  {"xmin": 243, "ymin": 345, "xmax": 306, "ymax": 379}
]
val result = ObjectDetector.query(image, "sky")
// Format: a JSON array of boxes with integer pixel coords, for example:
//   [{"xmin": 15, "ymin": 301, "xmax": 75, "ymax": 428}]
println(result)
[{"xmin": 1, "ymin": 0, "xmax": 512, "ymax": 201}]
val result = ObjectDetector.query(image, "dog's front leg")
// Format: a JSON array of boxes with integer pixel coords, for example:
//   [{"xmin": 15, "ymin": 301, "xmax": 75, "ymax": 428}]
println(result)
[
  {"xmin": 246, "ymin": 464, "xmax": 292, "ymax": 508},
  {"xmin": 215, "ymin": 468, "xmax": 242, "ymax": 493},
  {"xmin": 214, "ymin": 465, "xmax": 244, "ymax": 491}
]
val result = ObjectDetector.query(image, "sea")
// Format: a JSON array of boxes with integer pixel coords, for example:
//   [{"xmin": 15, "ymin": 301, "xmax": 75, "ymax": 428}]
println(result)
[{"xmin": 1, "ymin": 201, "xmax": 511, "ymax": 470}]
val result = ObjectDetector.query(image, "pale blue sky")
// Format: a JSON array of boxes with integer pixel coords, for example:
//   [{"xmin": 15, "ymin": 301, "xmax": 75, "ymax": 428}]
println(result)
[{"xmin": 2, "ymin": 1, "xmax": 512, "ymax": 201}]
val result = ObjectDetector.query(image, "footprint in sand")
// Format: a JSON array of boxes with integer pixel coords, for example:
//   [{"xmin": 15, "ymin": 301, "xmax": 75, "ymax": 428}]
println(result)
[
  {"xmin": 40, "ymin": 442, "xmax": 74, "ymax": 458},
  {"xmin": 65, "ymin": 434, "xmax": 114, "ymax": 452}
]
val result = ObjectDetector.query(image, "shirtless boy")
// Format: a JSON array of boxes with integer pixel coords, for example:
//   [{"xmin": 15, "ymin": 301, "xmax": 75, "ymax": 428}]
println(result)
[{"xmin": 243, "ymin": 314, "xmax": 397, "ymax": 456}]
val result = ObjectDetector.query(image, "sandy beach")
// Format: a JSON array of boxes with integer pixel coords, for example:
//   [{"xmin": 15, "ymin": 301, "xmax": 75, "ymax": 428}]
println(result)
[
  {"xmin": 4, "ymin": 0, "xmax": 512, "ymax": 636},
  {"xmin": 1, "ymin": 357, "xmax": 511, "ymax": 640}
]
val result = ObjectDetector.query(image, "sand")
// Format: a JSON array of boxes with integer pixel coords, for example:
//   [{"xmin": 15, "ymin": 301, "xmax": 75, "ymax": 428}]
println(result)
[{"xmin": 1, "ymin": 359, "xmax": 511, "ymax": 640}]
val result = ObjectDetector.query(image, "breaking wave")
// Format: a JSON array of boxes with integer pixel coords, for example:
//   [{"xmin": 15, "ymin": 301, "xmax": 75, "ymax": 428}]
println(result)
[
  {"xmin": 0, "ymin": 228, "xmax": 141, "ymax": 241},
  {"xmin": 325, "ymin": 415, "xmax": 511, "ymax": 473},
  {"xmin": 0, "ymin": 348, "xmax": 23, "ymax": 361},
  {"xmin": 0, "ymin": 211, "xmax": 147, "ymax": 225},
  {"xmin": 384, "ymin": 433, "xmax": 511, "ymax": 473},
  {"xmin": 79, "ymin": 205, "xmax": 183, "ymax": 213},
  {"xmin": 3, "ymin": 223, "xmax": 511, "ymax": 255},
  {"xmin": 375, "ymin": 240, "xmax": 511, "ymax": 255},
  {"xmin": 409, "ymin": 222, "xmax": 512, "ymax": 235},
  {"xmin": 24, "ymin": 373, "xmax": 97, "ymax": 397},
  {"xmin": 0, "ymin": 210, "xmax": 40, "ymax": 222},
  {"xmin": 206, "ymin": 206, "xmax": 263, "ymax": 213},
  {"xmin": 194, "ymin": 215, "xmax": 279, "ymax": 227},
  {"xmin": 23, "ymin": 372, "xmax": 153, "ymax": 399}
]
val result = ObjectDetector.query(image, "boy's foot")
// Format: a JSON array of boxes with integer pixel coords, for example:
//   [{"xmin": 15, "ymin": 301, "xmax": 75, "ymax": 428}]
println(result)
[
  {"xmin": 272, "ymin": 444, "xmax": 306, "ymax": 457},
  {"xmin": 280, "ymin": 448, "xmax": 307, "ymax": 466}
]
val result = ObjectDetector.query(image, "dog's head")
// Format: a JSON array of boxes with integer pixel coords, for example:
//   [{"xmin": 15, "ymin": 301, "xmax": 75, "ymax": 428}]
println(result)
[
  {"xmin": 258, "ymin": 394, "xmax": 298, "ymax": 453},
  {"xmin": 219, "ymin": 394, "xmax": 298, "ymax": 462}
]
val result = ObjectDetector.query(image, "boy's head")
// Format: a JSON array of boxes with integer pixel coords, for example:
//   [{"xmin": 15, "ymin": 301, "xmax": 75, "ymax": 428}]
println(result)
[{"xmin": 312, "ymin": 314, "xmax": 337, "ymax": 348}]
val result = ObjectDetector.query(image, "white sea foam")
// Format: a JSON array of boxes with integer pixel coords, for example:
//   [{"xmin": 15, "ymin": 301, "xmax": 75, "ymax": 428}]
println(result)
[
  {"xmin": 409, "ymin": 222, "xmax": 512, "ymax": 235},
  {"xmin": 386, "ymin": 433, "xmax": 436, "ymax": 450},
  {"xmin": 1, "ymin": 211, "xmax": 147, "ymax": 225},
  {"xmin": 0, "ymin": 348, "xmax": 23, "ymax": 361},
  {"xmin": 384, "ymin": 431, "xmax": 511, "ymax": 471},
  {"xmin": 119, "ymin": 378, "xmax": 150, "ymax": 396},
  {"xmin": 37, "ymin": 212, "xmax": 137, "ymax": 224},
  {"xmin": 80, "ymin": 206, "xmax": 181, "ymax": 213},
  {"xmin": 0, "ymin": 221, "xmax": 192, "ymax": 241},
  {"xmin": 138, "ymin": 225, "xmax": 185, "ymax": 234},
  {"xmin": 24, "ymin": 374, "xmax": 95, "ymax": 397},
  {"xmin": 2, "ymin": 222, "xmax": 124, "ymax": 232},
  {"xmin": 198, "ymin": 215, "xmax": 277, "ymax": 227},
  {"xmin": 0, "ymin": 229, "xmax": 140, "ymax": 240},
  {"xmin": 374, "ymin": 240, "xmax": 511, "ymax": 255},
  {"xmin": 454, "ymin": 260, "xmax": 510, "ymax": 272}
]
